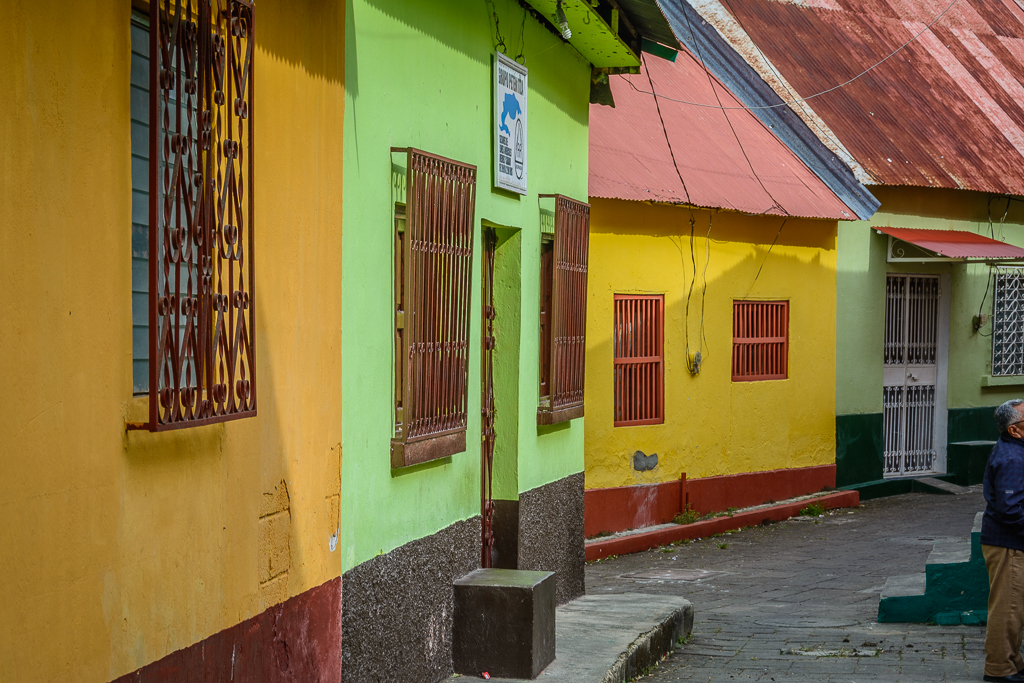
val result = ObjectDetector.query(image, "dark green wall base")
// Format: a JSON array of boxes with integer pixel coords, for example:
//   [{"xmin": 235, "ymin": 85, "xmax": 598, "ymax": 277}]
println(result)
[
  {"xmin": 948, "ymin": 407, "xmax": 1000, "ymax": 443},
  {"xmin": 946, "ymin": 442, "xmax": 993, "ymax": 486},
  {"xmin": 837, "ymin": 407, "xmax": 1000, "ymax": 489},
  {"xmin": 835, "ymin": 413, "xmax": 884, "ymax": 488}
]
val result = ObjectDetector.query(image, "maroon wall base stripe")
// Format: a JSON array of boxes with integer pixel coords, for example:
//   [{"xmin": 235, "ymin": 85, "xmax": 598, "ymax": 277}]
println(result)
[
  {"xmin": 585, "ymin": 490, "xmax": 859, "ymax": 561},
  {"xmin": 584, "ymin": 464, "xmax": 837, "ymax": 538},
  {"xmin": 112, "ymin": 577, "xmax": 341, "ymax": 683}
]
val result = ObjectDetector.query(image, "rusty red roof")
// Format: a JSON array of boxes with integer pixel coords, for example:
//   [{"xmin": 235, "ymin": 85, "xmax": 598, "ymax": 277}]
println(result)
[
  {"xmin": 589, "ymin": 50, "xmax": 857, "ymax": 220},
  {"xmin": 716, "ymin": 0, "xmax": 1024, "ymax": 195},
  {"xmin": 876, "ymin": 226, "xmax": 1024, "ymax": 259}
]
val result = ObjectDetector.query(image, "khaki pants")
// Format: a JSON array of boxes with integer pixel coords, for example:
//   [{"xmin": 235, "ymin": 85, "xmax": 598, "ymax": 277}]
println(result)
[{"xmin": 984, "ymin": 544, "xmax": 1024, "ymax": 677}]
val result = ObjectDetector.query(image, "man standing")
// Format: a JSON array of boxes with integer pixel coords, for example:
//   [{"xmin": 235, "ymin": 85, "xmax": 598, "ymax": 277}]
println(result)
[{"xmin": 983, "ymin": 399, "xmax": 1024, "ymax": 682}]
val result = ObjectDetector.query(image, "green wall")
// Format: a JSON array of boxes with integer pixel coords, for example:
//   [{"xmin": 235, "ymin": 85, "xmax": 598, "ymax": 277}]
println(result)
[
  {"xmin": 838, "ymin": 186, "xmax": 1024, "ymax": 416},
  {"xmin": 341, "ymin": 0, "xmax": 590, "ymax": 572},
  {"xmin": 836, "ymin": 186, "xmax": 1024, "ymax": 486}
]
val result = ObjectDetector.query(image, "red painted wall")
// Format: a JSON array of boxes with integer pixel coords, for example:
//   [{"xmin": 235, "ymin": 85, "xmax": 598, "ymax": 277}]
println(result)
[
  {"xmin": 584, "ymin": 464, "xmax": 836, "ymax": 537},
  {"xmin": 110, "ymin": 578, "xmax": 341, "ymax": 682}
]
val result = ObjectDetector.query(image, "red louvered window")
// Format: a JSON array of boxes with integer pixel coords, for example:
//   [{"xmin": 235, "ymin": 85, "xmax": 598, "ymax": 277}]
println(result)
[
  {"xmin": 732, "ymin": 301, "xmax": 789, "ymax": 381},
  {"xmin": 613, "ymin": 295, "xmax": 664, "ymax": 427},
  {"xmin": 391, "ymin": 148, "xmax": 477, "ymax": 468},
  {"xmin": 538, "ymin": 195, "xmax": 590, "ymax": 425},
  {"xmin": 141, "ymin": 0, "xmax": 256, "ymax": 431}
]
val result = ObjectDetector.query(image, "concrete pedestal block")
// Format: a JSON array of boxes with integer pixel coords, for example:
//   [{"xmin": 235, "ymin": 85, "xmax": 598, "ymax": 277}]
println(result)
[{"xmin": 453, "ymin": 568, "xmax": 556, "ymax": 679}]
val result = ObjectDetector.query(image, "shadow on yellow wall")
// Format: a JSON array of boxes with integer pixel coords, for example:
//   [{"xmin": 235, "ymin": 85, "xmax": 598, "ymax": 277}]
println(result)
[{"xmin": 584, "ymin": 199, "xmax": 838, "ymax": 490}]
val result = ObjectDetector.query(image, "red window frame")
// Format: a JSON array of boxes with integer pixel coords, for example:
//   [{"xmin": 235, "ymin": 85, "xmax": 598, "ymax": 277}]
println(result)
[
  {"xmin": 732, "ymin": 300, "xmax": 789, "ymax": 382},
  {"xmin": 613, "ymin": 295, "xmax": 664, "ymax": 427}
]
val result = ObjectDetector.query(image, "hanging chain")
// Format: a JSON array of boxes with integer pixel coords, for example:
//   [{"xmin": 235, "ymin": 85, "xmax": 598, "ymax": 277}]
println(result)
[
  {"xmin": 514, "ymin": 6, "xmax": 527, "ymax": 64},
  {"xmin": 485, "ymin": 0, "xmax": 507, "ymax": 54}
]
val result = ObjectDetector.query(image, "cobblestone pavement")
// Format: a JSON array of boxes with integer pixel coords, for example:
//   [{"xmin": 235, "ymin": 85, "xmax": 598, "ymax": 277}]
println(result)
[{"xmin": 585, "ymin": 490, "xmax": 991, "ymax": 682}]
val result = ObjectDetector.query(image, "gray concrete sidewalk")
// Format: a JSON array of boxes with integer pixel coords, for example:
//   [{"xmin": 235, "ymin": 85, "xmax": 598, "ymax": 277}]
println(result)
[
  {"xmin": 587, "ymin": 489, "xmax": 989, "ymax": 682},
  {"xmin": 452, "ymin": 593, "xmax": 693, "ymax": 682}
]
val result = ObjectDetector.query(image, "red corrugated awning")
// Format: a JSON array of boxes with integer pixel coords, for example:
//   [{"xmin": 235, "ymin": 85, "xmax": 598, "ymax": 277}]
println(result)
[{"xmin": 876, "ymin": 227, "xmax": 1024, "ymax": 260}]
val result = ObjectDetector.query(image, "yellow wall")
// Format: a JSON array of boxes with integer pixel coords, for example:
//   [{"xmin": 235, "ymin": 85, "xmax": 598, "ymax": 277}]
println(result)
[
  {"xmin": 584, "ymin": 198, "xmax": 837, "ymax": 490},
  {"xmin": 0, "ymin": 1, "xmax": 344, "ymax": 681}
]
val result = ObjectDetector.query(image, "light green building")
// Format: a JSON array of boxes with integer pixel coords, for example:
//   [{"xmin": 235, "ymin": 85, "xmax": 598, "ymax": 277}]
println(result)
[{"xmin": 339, "ymin": 1, "xmax": 678, "ymax": 679}]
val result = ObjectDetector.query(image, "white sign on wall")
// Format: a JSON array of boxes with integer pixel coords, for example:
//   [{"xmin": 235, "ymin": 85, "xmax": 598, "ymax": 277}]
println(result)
[{"xmin": 494, "ymin": 52, "xmax": 527, "ymax": 195}]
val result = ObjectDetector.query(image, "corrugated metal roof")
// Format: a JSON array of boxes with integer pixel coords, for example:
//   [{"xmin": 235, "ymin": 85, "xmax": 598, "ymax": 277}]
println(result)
[
  {"xmin": 876, "ymin": 226, "xmax": 1024, "ymax": 259},
  {"xmin": 717, "ymin": 0, "xmax": 1024, "ymax": 196},
  {"xmin": 655, "ymin": 0, "xmax": 879, "ymax": 219},
  {"xmin": 589, "ymin": 48, "xmax": 858, "ymax": 220},
  {"xmin": 628, "ymin": 0, "xmax": 683, "ymax": 49}
]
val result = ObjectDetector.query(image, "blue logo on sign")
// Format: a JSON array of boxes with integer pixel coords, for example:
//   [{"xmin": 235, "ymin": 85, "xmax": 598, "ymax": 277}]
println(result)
[{"xmin": 500, "ymin": 93, "xmax": 522, "ymax": 136}]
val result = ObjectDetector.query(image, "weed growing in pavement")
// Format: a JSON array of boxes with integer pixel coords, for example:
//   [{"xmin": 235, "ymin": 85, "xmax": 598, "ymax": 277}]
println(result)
[
  {"xmin": 587, "ymin": 554, "xmax": 620, "ymax": 564},
  {"xmin": 671, "ymin": 506, "xmax": 700, "ymax": 525},
  {"xmin": 799, "ymin": 503, "xmax": 826, "ymax": 517},
  {"xmin": 727, "ymin": 507, "xmax": 737, "ymax": 516},
  {"xmin": 716, "ymin": 542, "xmax": 729, "ymax": 550}
]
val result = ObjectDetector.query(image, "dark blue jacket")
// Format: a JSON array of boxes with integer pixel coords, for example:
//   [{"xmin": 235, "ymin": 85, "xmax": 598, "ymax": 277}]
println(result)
[{"xmin": 982, "ymin": 435, "xmax": 1024, "ymax": 551}]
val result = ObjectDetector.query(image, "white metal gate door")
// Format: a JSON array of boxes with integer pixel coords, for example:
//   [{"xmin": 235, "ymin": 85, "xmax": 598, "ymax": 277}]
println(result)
[{"xmin": 883, "ymin": 275, "xmax": 940, "ymax": 477}]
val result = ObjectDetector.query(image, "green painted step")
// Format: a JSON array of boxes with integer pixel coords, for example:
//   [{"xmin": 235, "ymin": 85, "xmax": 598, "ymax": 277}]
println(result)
[
  {"xmin": 878, "ymin": 512, "xmax": 988, "ymax": 624},
  {"xmin": 840, "ymin": 474, "xmax": 965, "ymax": 501}
]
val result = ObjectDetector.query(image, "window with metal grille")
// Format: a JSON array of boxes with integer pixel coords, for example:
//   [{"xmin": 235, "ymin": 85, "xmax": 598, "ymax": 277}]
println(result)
[
  {"xmin": 391, "ymin": 148, "xmax": 477, "ymax": 468},
  {"xmin": 993, "ymin": 269, "xmax": 1024, "ymax": 376},
  {"xmin": 732, "ymin": 301, "xmax": 789, "ymax": 382},
  {"xmin": 538, "ymin": 195, "xmax": 590, "ymax": 425},
  {"xmin": 135, "ymin": 0, "xmax": 256, "ymax": 431},
  {"xmin": 613, "ymin": 295, "xmax": 664, "ymax": 427}
]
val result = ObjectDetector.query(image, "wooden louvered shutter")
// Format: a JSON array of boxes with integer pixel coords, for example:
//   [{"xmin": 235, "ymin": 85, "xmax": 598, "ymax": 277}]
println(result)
[
  {"xmin": 538, "ymin": 195, "xmax": 590, "ymax": 425},
  {"xmin": 731, "ymin": 300, "xmax": 789, "ymax": 381},
  {"xmin": 391, "ymin": 148, "xmax": 477, "ymax": 468},
  {"xmin": 144, "ymin": 0, "xmax": 256, "ymax": 431}
]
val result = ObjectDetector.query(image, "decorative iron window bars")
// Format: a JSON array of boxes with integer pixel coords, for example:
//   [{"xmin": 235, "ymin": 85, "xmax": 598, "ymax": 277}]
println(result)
[
  {"xmin": 138, "ymin": 0, "xmax": 256, "ymax": 431},
  {"xmin": 613, "ymin": 295, "xmax": 665, "ymax": 427},
  {"xmin": 537, "ymin": 195, "xmax": 590, "ymax": 425},
  {"xmin": 391, "ymin": 148, "xmax": 477, "ymax": 468},
  {"xmin": 732, "ymin": 301, "xmax": 789, "ymax": 382},
  {"xmin": 993, "ymin": 269, "xmax": 1024, "ymax": 376}
]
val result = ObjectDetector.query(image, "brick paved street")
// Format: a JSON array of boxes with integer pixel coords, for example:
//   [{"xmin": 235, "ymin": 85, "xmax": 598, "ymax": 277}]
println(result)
[{"xmin": 585, "ymin": 490, "xmax": 991, "ymax": 682}]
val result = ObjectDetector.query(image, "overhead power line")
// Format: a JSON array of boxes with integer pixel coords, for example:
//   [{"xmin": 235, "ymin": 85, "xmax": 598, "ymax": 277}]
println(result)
[{"xmin": 623, "ymin": 0, "xmax": 960, "ymax": 112}]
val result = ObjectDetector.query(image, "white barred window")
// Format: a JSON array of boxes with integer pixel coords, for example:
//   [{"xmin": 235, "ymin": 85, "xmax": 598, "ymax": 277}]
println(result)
[{"xmin": 993, "ymin": 269, "xmax": 1024, "ymax": 376}]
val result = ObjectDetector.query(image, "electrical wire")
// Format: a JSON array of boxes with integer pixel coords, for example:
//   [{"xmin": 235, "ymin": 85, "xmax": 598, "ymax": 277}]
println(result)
[
  {"xmin": 622, "ymin": 0, "xmax": 960, "ymax": 112},
  {"xmin": 746, "ymin": 219, "xmax": 787, "ymax": 297},
  {"xmin": 988, "ymin": 195, "xmax": 1011, "ymax": 240},
  {"xmin": 673, "ymin": 11, "xmax": 789, "ymax": 216}
]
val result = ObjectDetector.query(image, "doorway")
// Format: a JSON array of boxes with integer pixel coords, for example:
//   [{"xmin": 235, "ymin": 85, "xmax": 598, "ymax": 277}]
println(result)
[
  {"xmin": 481, "ymin": 225, "xmax": 522, "ymax": 568},
  {"xmin": 882, "ymin": 273, "xmax": 949, "ymax": 477}
]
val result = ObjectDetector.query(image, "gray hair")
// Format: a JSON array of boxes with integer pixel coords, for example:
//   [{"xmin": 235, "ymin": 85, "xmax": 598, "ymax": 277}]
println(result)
[{"xmin": 995, "ymin": 399, "xmax": 1024, "ymax": 433}]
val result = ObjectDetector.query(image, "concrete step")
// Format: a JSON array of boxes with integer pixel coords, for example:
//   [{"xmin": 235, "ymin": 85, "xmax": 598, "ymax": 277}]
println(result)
[
  {"xmin": 880, "ymin": 573, "xmax": 925, "ymax": 600},
  {"xmin": 927, "ymin": 538, "xmax": 972, "ymax": 567},
  {"xmin": 913, "ymin": 477, "xmax": 972, "ymax": 495},
  {"xmin": 450, "ymin": 593, "xmax": 693, "ymax": 683}
]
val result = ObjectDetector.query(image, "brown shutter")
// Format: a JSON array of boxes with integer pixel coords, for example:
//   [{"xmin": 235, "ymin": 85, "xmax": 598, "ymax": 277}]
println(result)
[
  {"xmin": 538, "ymin": 195, "xmax": 590, "ymax": 425},
  {"xmin": 391, "ymin": 148, "xmax": 477, "ymax": 467},
  {"xmin": 613, "ymin": 295, "xmax": 665, "ymax": 426},
  {"xmin": 147, "ymin": 0, "xmax": 255, "ymax": 430},
  {"xmin": 731, "ymin": 301, "xmax": 789, "ymax": 381}
]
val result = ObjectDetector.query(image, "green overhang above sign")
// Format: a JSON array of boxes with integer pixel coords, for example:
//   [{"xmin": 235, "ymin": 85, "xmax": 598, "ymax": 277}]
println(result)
[{"xmin": 524, "ymin": 0, "xmax": 676, "ymax": 69}]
